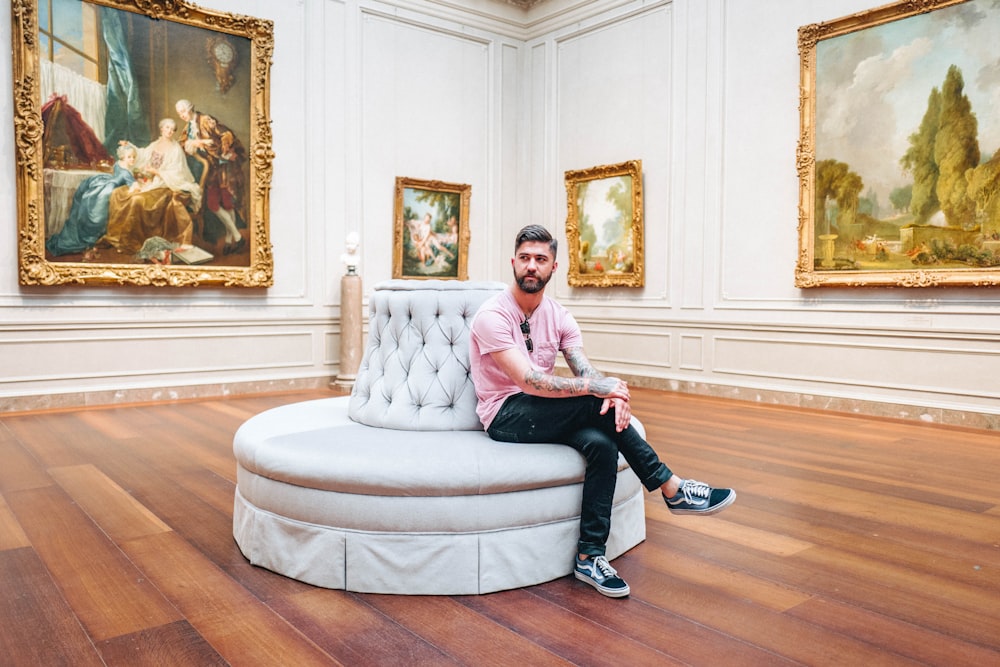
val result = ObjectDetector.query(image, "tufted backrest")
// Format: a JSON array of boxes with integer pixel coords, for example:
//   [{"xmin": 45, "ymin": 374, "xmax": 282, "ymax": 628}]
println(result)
[{"xmin": 348, "ymin": 279, "xmax": 507, "ymax": 431}]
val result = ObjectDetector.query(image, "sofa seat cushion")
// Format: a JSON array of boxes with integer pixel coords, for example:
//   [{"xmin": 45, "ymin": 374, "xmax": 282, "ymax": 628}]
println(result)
[{"xmin": 235, "ymin": 396, "xmax": 638, "ymax": 497}]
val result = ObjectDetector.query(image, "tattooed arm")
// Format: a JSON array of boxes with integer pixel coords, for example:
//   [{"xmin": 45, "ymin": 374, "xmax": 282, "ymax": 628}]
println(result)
[
  {"xmin": 563, "ymin": 346, "xmax": 603, "ymax": 379},
  {"xmin": 488, "ymin": 347, "xmax": 630, "ymax": 403},
  {"xmin": 563, "ymin": 346, "xmax": 632, "ymax": 432}
]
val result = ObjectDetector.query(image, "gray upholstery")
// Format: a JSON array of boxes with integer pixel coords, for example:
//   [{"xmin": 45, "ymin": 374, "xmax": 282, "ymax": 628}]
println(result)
[
  {"xmin": 233, "ymin": 280, "xmax": 647, "ymax": 594},
  {"xmin": 349, "ymin": 280, "xmax": 505, "ymax": 430}
]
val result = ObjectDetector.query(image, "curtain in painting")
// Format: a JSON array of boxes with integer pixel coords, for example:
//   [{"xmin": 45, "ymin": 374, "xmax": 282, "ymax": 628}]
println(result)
[{"xmin": 101, "ymin": 6, "xmax": 149, "ymax": 153}]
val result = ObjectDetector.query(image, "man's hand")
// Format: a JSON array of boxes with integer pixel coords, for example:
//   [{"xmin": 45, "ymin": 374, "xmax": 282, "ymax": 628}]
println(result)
[
  {"xmin": 589, "ymin": 376, "xmax": 630, "ymax": 402},
  {"xmin": 600, "ymin": 397, "xmax": 631, "ymax": 432}
]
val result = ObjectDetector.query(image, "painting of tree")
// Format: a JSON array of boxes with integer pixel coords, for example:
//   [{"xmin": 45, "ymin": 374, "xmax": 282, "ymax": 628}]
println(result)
[{"xmin": 797, "ymin": 0, "xmax": 1000, "ymax": 287}]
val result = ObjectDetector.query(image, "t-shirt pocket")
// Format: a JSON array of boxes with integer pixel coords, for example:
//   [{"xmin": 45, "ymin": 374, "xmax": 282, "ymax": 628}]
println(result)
[{"xmin": 532, "ymin": 341, "xmax": 560, "ymax": 372}]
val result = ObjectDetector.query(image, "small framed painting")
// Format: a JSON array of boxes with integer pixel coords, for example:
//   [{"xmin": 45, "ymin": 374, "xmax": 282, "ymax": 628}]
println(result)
[
  {"xmin": 565, "ymin": 159, "xmax": 644, "ymax": 287},
  {"xmin": 392, "ymin": 177, "xmax": 470, "ymax": 280}
]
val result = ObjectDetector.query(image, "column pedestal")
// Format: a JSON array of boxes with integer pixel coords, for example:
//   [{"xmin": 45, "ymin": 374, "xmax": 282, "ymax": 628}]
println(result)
[
  {"xmin": 818, "ymin": 234, "xmax": 838, "ymax": 268},
  {"xmin": 333, "ymin": 273, "xmax": 362, "ymax": 390}
]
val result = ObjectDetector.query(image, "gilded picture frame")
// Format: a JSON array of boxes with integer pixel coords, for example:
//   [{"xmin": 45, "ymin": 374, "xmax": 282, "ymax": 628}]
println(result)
[
  {"xmin": 11, "ymin": 0, "xmax": 274, "ymax": 287},
  {"xmin": 565, "ymin": 159, "xmax": 644, "ymax": 287},
  {"xmin": 796, "ymin": 0, "xmax": 1000, "ymax": 288},
  {"xmin": 392, "ymin": 177, "xmax": 470, "ymax": 280}
]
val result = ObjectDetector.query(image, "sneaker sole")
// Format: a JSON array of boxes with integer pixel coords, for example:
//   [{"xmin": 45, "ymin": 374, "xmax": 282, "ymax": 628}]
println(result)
[
  {"xmin": 574, "ymin": 570, "xmax": 631, "ymax": 598},
  {"xmin": 667, "ymin": 489, "xmax": 737, "ymax": 515}
]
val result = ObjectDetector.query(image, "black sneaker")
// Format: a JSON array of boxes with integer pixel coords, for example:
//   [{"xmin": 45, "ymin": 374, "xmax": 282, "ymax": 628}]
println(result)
[
  {"xmin": 574, "ymin": 555, "xmax": 630, "ymax": 598},
  {"xmin": 664, "ymin": 479, "xmax": 736, "ymax": 515}
]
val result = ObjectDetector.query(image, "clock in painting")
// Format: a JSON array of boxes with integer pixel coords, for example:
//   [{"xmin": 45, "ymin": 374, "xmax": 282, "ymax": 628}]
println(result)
[{"xmin": 207, "ymin": 36, "xmax": 238, "ymax": 94}]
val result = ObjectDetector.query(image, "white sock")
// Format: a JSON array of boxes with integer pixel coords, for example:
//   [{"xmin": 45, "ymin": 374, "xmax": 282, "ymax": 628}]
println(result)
[{"xmin": 667, "ymin": 478, "xmax": 686, "ymax": 497}]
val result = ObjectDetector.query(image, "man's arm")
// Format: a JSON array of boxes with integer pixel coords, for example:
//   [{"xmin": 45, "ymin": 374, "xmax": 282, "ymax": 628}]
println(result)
[
  {"xmin": 488, "ymin": 347, "xmax": 629, "ymax": 401},
  {"xmin": 563, "ymin": 345, "xmax": 632, "ymax": 432},
  {"xmin": 563, "ymin": 346, "xmax": 603, "ymax": 379}
]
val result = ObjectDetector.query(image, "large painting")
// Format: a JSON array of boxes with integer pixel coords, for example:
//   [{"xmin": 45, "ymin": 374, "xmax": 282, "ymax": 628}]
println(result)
[
  {"xmin": 797, "ymin": 0, "xmax": 1000, "ymax": 287},
  {"xmin": 11, "ymin": 0, "xmax": 274, "ymax": 287},
  {"xmin": 564, "ymin": 159, "xmax": 644, "ymax": 287},
  {"xmin": 392, "ymin": 177, "xmax": 470, "ymax": 280}
]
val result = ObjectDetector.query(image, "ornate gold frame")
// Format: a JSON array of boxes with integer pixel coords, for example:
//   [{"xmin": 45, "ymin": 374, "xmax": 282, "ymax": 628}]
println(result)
[
  {"xmin": 392, "ymin": 177, "xmax": 470, "ymax": 280},
  {"xmin": 11, "ymin": 0, "xmax": 274, "ymax": 287},
  {"xmin": 796, "ymin": 0, "xmax": 1000, "ymax": 288},
  {"xmin": 565, "ymin": 159, "xmax": 644, "ymax": 287}
]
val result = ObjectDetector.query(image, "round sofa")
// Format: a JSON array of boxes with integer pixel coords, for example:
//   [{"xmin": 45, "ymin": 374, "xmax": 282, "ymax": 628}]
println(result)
[{"xmin": 232, "ymin": 280, "xmax": 647, "ymax": 595}]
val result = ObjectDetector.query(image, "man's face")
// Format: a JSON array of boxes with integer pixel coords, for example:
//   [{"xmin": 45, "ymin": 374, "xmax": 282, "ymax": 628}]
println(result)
[
  {"xmin": 176, "ymin": 105, "xmax": 192, "ymax": 122},
  {"xmin": 512, "ymin": 240, "xmax": 556, "ymax": 294}
]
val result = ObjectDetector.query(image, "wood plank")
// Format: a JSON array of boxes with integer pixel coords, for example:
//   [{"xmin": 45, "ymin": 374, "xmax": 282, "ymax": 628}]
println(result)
[
  {"xmin": 93, "ymin": 443, "xmax": 247, "ymax": 567},
  {"xmin": 621, "ymin": 560, "xmax": 926, "ymax": 665},
  {"xmin": 793, "ymin": 545, "xmax": 1000, "ymax": 645},
  {"xmin": 660, "ymin": 447, "xmax": 1000, "ymax": 544},
  {"xmin": 49, "ymin": 464, "xmax": 172, "ymax": 542},
  {"xmin": 529, "ymin": 576, "xmax": 801, "ymax": 667},
  {"xmin": 0, "ymin": 547, "xmax": 107, "ymax": 667},
  {"xmin": 787, "ymin": 597, "xmax": 1000, "ymax": 665},
  {"xmin": 96, "ymin": 620, "xmax": 228, "ymax": 667},
  {"xmin": 362, "ymin": 592, "xmax": 572, "ymax": 666},
  {"xmin": 646, "ymin": 500, "xmax": 815, "ymax": 557},
  {"xmin": 2, "ymin": 413, "xmax": 101, "ymax": 467},
  {"xmin": 627, "ymin": 511, "xmax": 813, "ymax": 612},
  {"xmin": 6, "ymin": 485, "xmax": 181, "ymax": 641},
  {"xmin": 0, "ymin": 494, "xmax": 31, "ymax": 550},
  {"xmin": 0, "ymin": 421, "xmax": 53, "ymax": 492},
  {"xmin": 121, "ymin": 530, "xmax": 338, "ymax": 666},
  {"xmin": 458, "ymin": 587, "xmax": 679, "ymax": 665},
  {"xmin": 644, "ymin": 517, "xmax": 999, "ymax": 650},
  {"xmin": 269, "ymin": 588, "xmax": 463, "ymax": 666},
  {"xmin": 730, "ymin": 493, "xmax": 1000, "ymax": 593}
]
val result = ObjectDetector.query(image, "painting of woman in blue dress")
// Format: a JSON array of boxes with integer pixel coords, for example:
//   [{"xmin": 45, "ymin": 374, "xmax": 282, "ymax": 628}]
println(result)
[{"xmin": 46, "ymin": 143, "xmax": 139, "ymax": 258}]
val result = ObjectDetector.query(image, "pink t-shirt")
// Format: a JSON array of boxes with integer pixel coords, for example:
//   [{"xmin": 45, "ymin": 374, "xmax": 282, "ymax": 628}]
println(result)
[{"xmin": 469, "ymin": 288, "xmax": 583, "ymax": 429}]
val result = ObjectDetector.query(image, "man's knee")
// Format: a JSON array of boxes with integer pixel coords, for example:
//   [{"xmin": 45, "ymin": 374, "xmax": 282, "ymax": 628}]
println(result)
[{"xmin": 573, "ymin": 428, "xmax": 619, "ymax": 466}]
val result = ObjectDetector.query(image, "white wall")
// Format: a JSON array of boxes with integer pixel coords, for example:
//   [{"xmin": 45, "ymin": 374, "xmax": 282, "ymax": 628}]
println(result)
[
  {"xmin": 1, "ymin": 0, "xmax": 998, "ymax": 426},
  {"xmin": 520, "ymin": 0, "xmax": 1000, "ymax": 427}
]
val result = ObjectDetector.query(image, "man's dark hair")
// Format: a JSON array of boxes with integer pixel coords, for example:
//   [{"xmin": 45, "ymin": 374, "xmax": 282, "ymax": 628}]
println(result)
[{"xmin": 515, "ymin": 225, "xmax": 558, "ymax": 258}]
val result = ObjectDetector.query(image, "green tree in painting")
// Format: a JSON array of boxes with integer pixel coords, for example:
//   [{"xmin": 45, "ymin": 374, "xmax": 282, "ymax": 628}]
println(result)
[
  {"xmin": 603, "ymin": 177, "xmax": 632, "ymax": 247},
  {"xmin": 576, "ymin": 181, "xmax": 597, "ymax": 256},
  {"xmin": 966, "ymin": 148, "xmax": 1000, "ymax": 238},
  {"xmin": 815, "ymin": 159, "xmax": 863, "ymax": 235},
  {"xmin": 900, "ymin": 87, "xmax": 941, "ymax": 224},
  {"xmin": 889, "ymin": 185, "xmax": 912, "ymax": 215},
  {"xmin": 934, "ymin": 65, "xmax": 979, "ymax": 228}
]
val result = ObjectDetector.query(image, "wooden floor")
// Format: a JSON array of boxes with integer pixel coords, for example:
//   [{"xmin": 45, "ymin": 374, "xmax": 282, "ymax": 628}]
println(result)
[{"xmin": 0, "ymin": 388, "xmax": 997, "ymax": 666}]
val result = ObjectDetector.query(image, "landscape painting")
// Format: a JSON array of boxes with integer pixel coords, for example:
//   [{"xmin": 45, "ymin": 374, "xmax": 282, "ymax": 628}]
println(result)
[
  {"xmin": 796, "ymin": 0, "xmax": 1000, "ymax": 287},
  {"xmin": 564, "ymin": 159, "xmax": 644, "ymax": 287}
]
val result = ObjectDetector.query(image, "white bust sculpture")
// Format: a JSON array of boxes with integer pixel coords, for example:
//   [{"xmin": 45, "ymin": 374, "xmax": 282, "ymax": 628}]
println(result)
[{"xmin": 341, "ymin": 232, "xmax": 360, "ymax": 275}]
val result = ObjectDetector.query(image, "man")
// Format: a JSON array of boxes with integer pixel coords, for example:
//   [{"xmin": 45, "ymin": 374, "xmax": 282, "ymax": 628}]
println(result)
[
  {"xmin": 469, "ymin": 224, "xmax": 735, "ymax": 598},
  {"xmin": 175, "ymin": 99, "xmax": 247, "ymax": 254}
]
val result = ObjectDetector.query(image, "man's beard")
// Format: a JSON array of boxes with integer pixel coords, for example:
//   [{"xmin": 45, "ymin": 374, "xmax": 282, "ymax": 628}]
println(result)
[{"xmin": 515, "ymin": 270, "xmax": 550, "ymax": 294}]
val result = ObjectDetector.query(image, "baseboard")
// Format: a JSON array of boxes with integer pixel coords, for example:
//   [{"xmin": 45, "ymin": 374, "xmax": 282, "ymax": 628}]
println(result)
[
  {"xmin": 617, "ymin": 374, "xmax": 1000, "ymax": 432},
  {"xmin": 0, "ymin": 376, "xmax": 334, "ymax": 414},
  {"xmin": 2, "ymin": 374, "xmax": 996, "ymax": 431}
]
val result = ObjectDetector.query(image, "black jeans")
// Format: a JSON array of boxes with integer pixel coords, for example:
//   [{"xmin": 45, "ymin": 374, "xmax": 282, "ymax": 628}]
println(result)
[{"xmin": 487, "ymin": 393, "xmax": 673, "ymax": 557}]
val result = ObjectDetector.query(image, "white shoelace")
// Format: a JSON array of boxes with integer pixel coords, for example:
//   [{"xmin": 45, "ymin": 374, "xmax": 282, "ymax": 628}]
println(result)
[
  {"xmin": 593, "ymin": 555, "xmax": 618, "ymax": 578},
  {"xmin": 680, "ymin": 479, "xmax": 711, "ymax": 502}
]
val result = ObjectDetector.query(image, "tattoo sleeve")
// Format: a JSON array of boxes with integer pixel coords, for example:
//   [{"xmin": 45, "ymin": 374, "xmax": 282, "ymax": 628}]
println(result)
[
  {"xmin": 523, "ymin": 370, "xmax": 590, "ymax": 395},
  {"xmin": 516, "ymin": 347, "xmax": 614, "ymax": 397},
  {"xmin": 563, "ymin": 347, "xmax": 603, "ymax": 379}
]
